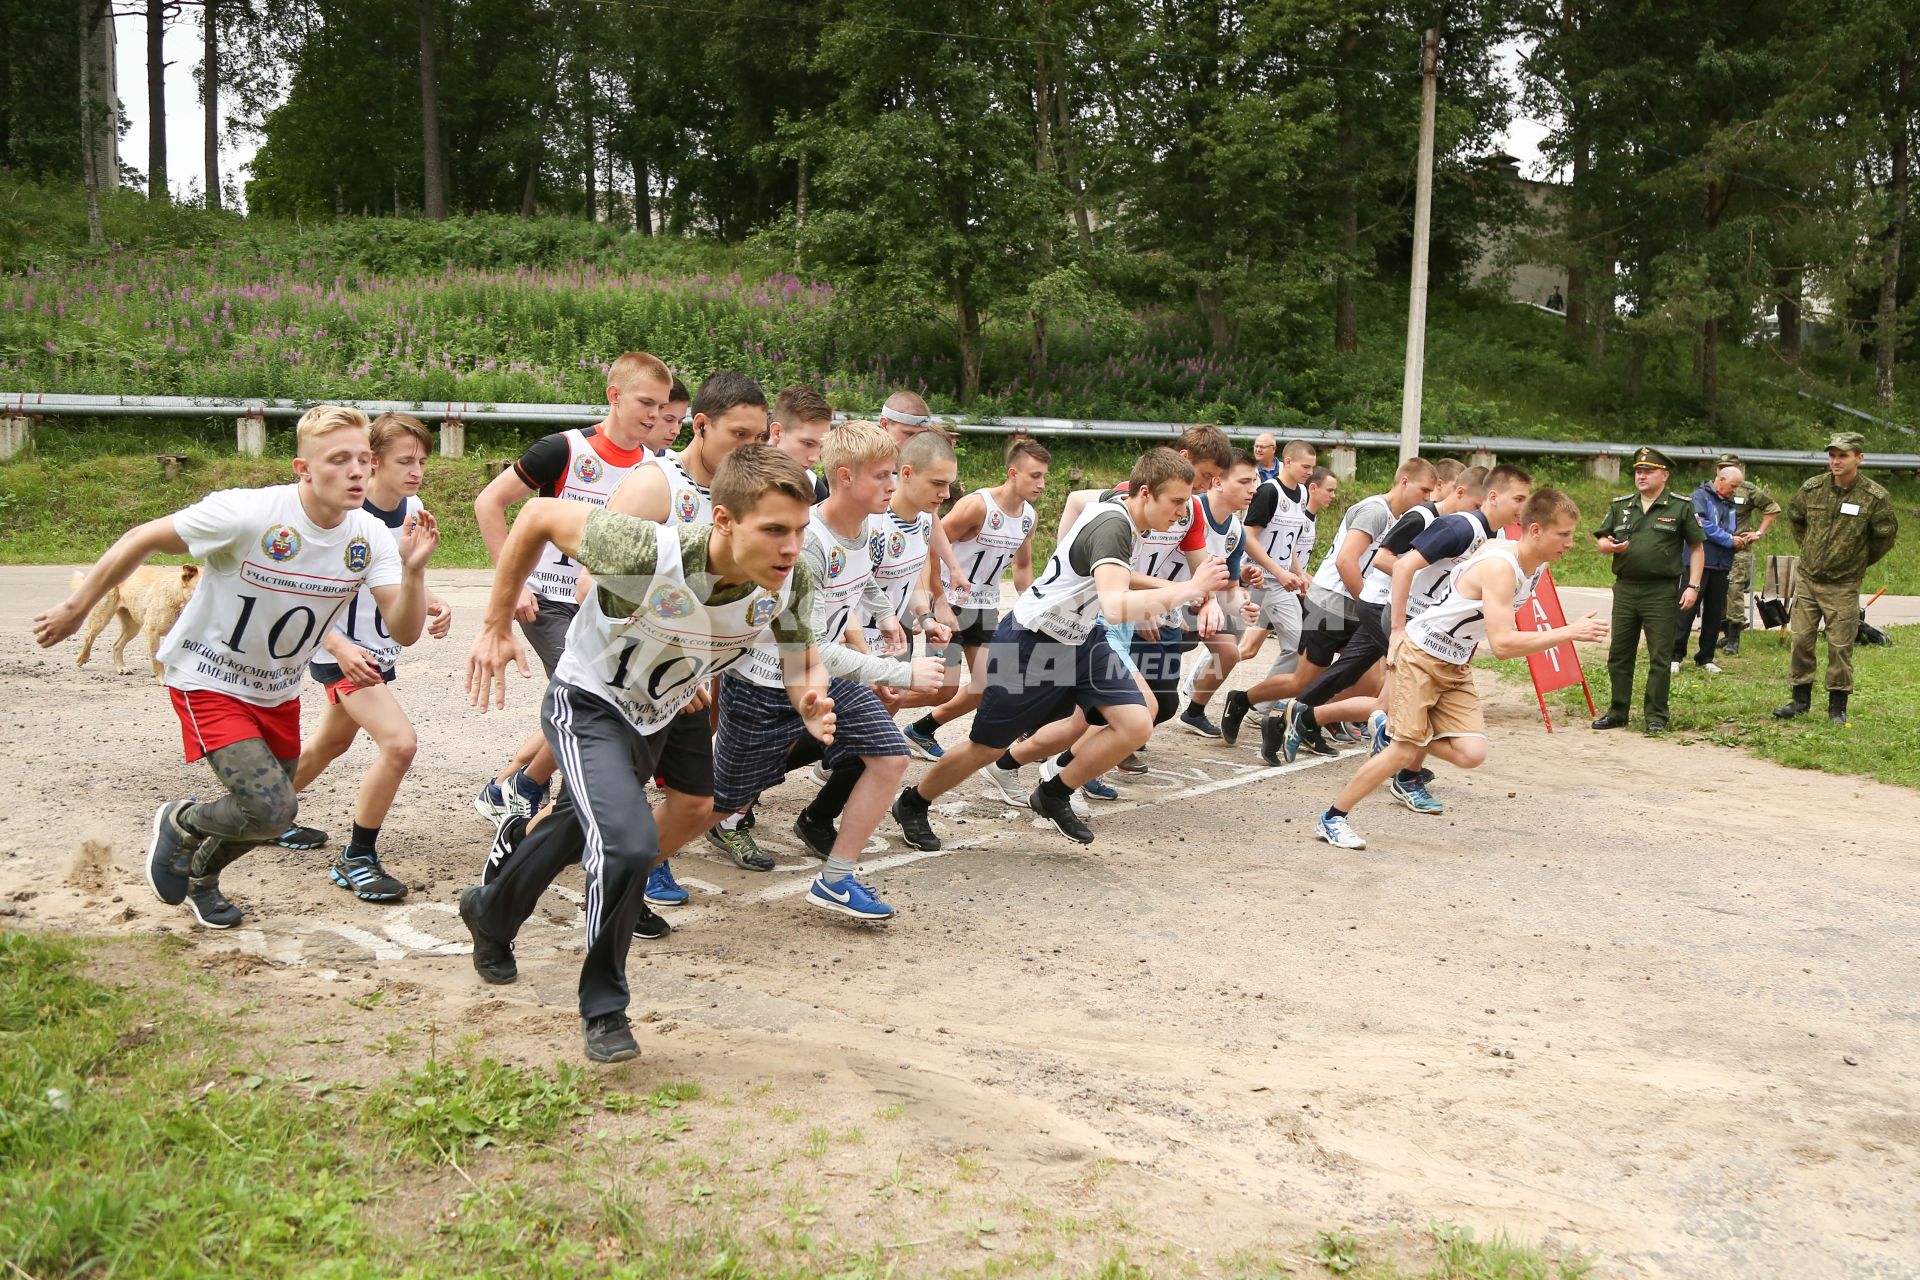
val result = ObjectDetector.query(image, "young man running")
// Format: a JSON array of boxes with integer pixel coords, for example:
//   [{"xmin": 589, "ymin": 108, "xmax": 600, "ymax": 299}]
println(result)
[
  {"xmin": 1292, "ymin": 465, "xmax": 1532, "ymax": 810},
  {"xmin": 768, "ymin": 384, "xmax": 832, "ymax": 474},
  {"xmin": 1177, "ymin": 449, "xmax": 1288, "ymax": 736},
  {"xmin": 1220, "ymin": 458, "xmax": 1436, "ymax": 758},
  {"xmin": 861, "ymin": 431, "xmax": 961, "ymax": 658},
  {"xmin": 33, "ymin": 406, "xmax": 437, "ymax": 928},
  {"xmin": 1232, "ymin": 462, "xmax": 1338, "ymax": 728},
  {"xmin": 598, "ymin": 371, "xmax": 772, "ymax": 905},
  {"xmin": 291, "ymin": 413, "xmax": 454, "ymax": 901},
  {"xmin": 902, "ymin": 437, "xmax": 1049, "ymax": 760},
  {"xmin": 1314, "ymin": 489, "xmax": 1606, "ymax": 850},
  {"xmin": 708, "ymin": 421, "xmax": 944, "ymax": 918},
  {"xmin": 890, "ymin": 448, "xmax": 1228, "ymax": 850},
  {"xmin": 473, "ymin": 352, "xmax": 674, "ymax": 830},
  {"xmin": 460, "ymin": 445, "xmax": 832, "ymax": 1062}
]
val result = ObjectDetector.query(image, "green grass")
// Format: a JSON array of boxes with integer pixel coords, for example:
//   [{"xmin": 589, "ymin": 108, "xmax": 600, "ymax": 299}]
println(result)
[
  {"xmin": 4, "ymin": 423, "xmax": 1917, "ymax": 594},
  {"xmin": 1492, "ymin": 623, "xmax": 1920, "ymax": 790},
  {"xmin": 0, "ymin": 929, "xmax": 1600, "ymax": 1278}
]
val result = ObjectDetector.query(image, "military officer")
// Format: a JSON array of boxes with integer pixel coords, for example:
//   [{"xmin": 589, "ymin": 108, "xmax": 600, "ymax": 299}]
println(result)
[
  {"xmin": 1773, "ymin": 431, "xmax": 1900, "ymax": 725},
  {"xmin": 1716, "ymin": 451, "xmax": 1779, "ymax": 655},
  {"xmin": 1589, "ymin": 447, "xmax": 1706, "ymax": 734}
]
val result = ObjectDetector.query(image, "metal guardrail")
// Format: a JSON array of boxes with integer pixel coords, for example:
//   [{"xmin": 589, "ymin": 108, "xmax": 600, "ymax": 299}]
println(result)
[{"xmin": 4, "ymin": 391, "xmax": 1919, "ymax": 471}]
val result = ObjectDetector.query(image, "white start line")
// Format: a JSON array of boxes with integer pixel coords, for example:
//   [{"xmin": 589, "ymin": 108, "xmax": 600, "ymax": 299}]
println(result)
[{"xmin": 203, "ymin": 744, "xmax": 1363, "ymax": 968}]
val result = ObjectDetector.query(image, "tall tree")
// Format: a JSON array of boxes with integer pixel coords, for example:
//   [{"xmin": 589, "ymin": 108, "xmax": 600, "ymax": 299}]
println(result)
[
  {"xmin": 416, "ymin": 0, "xmax": 447, "ymax": 217},
  {"xmin": 147, "ymin": 0, "xmax": 173, "ymax": 200},
  {"xmin": 201, "ymin": 0, "xmax": 221, "ymax": 209}
]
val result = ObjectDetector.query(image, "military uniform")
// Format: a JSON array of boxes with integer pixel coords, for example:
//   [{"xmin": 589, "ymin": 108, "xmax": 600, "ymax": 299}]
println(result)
[
  {"xmin": 1716, "ymin": 453, "xmax": 1779, "ymax": 653},
  {"xmin": 1774, "ymin": 432, "xmax": 1899, "ymax": 722},
  {"xmin": 1590, "ymin": 448, "xmax": 1705, "ymax": 732}
]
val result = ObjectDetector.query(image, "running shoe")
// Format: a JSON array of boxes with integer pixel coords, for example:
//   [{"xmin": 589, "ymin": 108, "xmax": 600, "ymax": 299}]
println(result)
[
  {"xmin": 185, "ymin": 877, "xmax": 243, "ymax": 929},
  {"xmin": 1220, "ymin": 690, "xmax": 1252, "ymax": 746},
  {"xmin": 986, "ymin": 761, "xmax": 1029, "ymax": 805},
  {"xmin": 1314, "ymin": 812, "xmax": 1367, "ymax": 850},
  {"xmin": 583, "ymin": 1012, "xmax": 640, "ymax": 1063},
  {"xmin": 1258, "ymin": 706, "xmax": 1288, "ymax": 766},
  {"xmin": 1178, "ymin": 704, "xmax": 1222, "ymax": 738},
  {"xmin": 1037, "ymin": 756, "xmax": 1092, "ymax": 818},
  {"xmin": 891, "ymin": 793, "xmax": 941, "ymax": 851},
  {"xmin": 1029, "ymin": 785, "xmax": 1095, "ymax": 845},
  {"xmin": 473, "ymin": 779, "xmax": 512, "ymax": 824},
  {"xmin": 481, "ymin": 813, "xmax": 527, "ymax": 887},
  {"xmin": 706, "ymin": 823, "xmax": 776, "ymax": 871},
  {"xmin": 901, "ymin": 723, "xmax": 945, "ymax": 761},
  {"xmin": 1114, "ymin": 751, "xmax": 1149, "ymax": 774},
  {"xmin": 806, "ymin": 874, "xmax": 895, "ymax": 921},
  {"xmin": 791, "ymin": 810, "xmax": 836, "ymax": 860},
  {"xmin": 643, "ymin": 861, "xmax": 689, "ymax": 908},
  {"xmin": 1366, "ymin": 709, "xmax": 1391, "ymax": 757},
  {"xmin": 329, "ymin": 849, "xmax": 408, "ymax": 902},
  {"xmin": 633, "ymin": 905, "xmax": 672, "ymax": 940},
  {"xmin": 459, "ymin": 886, "xmax": 517, "ymax": 983},
  {"xmin": 1080, "ymin": 776, "xmax": 1120, "ymax": 801},
  {"xmin": 1388, "ymin": 776, "xmax": 1445, "ymax": 815},
  {"xmin": 1281, "ymin": 708, "xmax": 1307, "ymax": 764},
  {"xmin": 809, "ymin": 762, "xmax": 830, "ymax": 786},
  {"xmin": 1700, "ymin": 661, "xmax": 1724, "ymax": 675},
  {"xmin": 274, "ymin": 824, "xmax": 328, "ymax": 851},
  {"xmin": 146, "ymin": 798, "xmax": 198, "ymax": 906}
]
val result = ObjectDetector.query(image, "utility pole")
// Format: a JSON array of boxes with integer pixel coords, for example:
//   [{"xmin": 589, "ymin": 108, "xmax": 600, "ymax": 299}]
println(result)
[{"xmin": 1399, "ymin": 27, "xmax": 1439, "ymax": 463}]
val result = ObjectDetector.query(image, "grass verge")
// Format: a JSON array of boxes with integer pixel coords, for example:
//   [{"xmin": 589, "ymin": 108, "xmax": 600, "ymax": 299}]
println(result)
[
  {"xmin": 0, "ymin": 929, "xmax": 1594, "ymax": 1278},
  {"xmin": 1489, "ymin": 623, "xmax": 1919, "ymax": 791},
  {"xmin": 3, "ymin": 423, "xmax": 1917, "ymax": 594}
]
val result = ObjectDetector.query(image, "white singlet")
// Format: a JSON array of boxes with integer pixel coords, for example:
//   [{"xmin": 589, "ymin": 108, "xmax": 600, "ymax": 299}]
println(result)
[
  {"xmin": 1253, "ymin": 478, "xmax": 1314, "ymax": 568},
  {"xmin": 1404, "ymin": 512, "xmax": 1496, "ymax": 620},
  {"xmin": 738, "ymin": 508, "xmax": 871, "ymax": 688},
  {"xmin": 862, "ymin": 508, "xmax": 932, "ymax": 641},
  {"xmin": 943, "ymin": 488, "xmax": 1034, "ymax": 611},
  {"xmin": 527, "ymin": 429, "xmax": 644, "ymax": 602},
  {"xmin": 1013, "ymin": 500, "xmax": 1136, "ymax": 644},
  {"xmin": 1308, "ymin": 494, "xmax": 1392, "ymax": 601},
  {"xmin": 318, "ymin": 494, "xmax": 423, "ymax": 673},
  {"xmin": 1406, "ymin": 542, "xmax": 1544, "ymax": 666},
  {"xmin": 652, "ymin": 450, "xmax": 714, "ymax": 525}
]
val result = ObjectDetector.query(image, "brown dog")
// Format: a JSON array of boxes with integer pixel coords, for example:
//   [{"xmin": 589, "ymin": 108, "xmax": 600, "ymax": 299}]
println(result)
[{"xmin": 73, "ymin": 563, "xmax": 200, "ymax": 680}]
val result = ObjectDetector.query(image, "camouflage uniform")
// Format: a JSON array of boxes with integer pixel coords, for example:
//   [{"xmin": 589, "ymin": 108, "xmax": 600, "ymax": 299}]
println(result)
[
  {"xmin": 1774, "ymin": 433, "xmax": 1899, "ymax": 722},
  {"xmin": 1717, "ymin": 454, "xmax": 1779, "ymax": 637}
]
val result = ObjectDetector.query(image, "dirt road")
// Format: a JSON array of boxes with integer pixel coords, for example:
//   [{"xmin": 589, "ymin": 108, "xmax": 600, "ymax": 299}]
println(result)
[{"xmin": 2, "ymin": 566, "xmax": 1914, "ymax": 1277}]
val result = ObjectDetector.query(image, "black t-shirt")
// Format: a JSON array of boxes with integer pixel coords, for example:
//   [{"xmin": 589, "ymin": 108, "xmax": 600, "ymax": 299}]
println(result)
[
  {"xmin": 812, "ymin": 470, "xmax": 831, "ymax": 505},
  {"xmin": 1245, "ymin": 478, "xmax": 1303, "ymax": 529},
  {"xmin": 1378, "ymin": 501, "xmax": 1439, "ymax": 558},
  {"xmin": 511, "ymin": 431, "xmax": 575, "ymax": 496}
]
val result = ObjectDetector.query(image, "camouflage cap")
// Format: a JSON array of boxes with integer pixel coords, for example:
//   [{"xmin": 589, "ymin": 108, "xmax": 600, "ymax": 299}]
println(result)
[
  {"xmin": 1825, "ymin": 430, "xmax": 1866, "ymax": 454},
  {"xmin": 1631, "ymin": 446, "xmax": 1674, "ymax": 471},
  {"xmin": 1717, "ymin": 452, "xmax": 1743, "ymax": 467}
]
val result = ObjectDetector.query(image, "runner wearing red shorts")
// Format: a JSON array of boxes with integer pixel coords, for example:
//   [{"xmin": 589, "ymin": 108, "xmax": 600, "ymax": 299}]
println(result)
[{"xmin": 32, "ymin": 406, "xmax": 439, "ymax": 928}]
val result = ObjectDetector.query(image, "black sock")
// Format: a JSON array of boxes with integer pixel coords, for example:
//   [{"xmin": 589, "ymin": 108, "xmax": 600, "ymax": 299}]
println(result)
[
  {"xmin": 1324, "ymin": 805, "xmax": 1347, "ymax": 820},
  {"xmin": 899, "ymin": 785, "xmax": 930, "ymax": 812},
  {"xmin": 912, "ymin": 714, "xmax": 940, "ymax": 737},
  {"xmin": 1395, "ymin": 769, "xmax": 1421, "ymax": 786},
  {"xmin": 807, "ymin": 760, "xmax": 865, "ymax": 823},
  {"xmin": 1054, "ymin": 750, "xmax": 1074, "ymax": 769},
  {"xmin": 997, "ymin": 750, "xmax": 1020, "ymax": 771},
  {"xmin": 349, "ymin": 823, "xmax": 379, "ymax": 857},
  {"xmin": 1296, "ymin": 704, "xmax": 1318, "ymax": 730},
  {"xmin": 1039, "ymin": 773, "xmax": 1073, "ymax": 801}
]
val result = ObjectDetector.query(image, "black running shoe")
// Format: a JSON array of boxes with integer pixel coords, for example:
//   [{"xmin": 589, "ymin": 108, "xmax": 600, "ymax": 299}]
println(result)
[
  {"xmin": 1220, "ymin": 691, "xmax": 1252, "ymax": 746},
  {"xmin": 273, "ymin": 824, "xmax": 328, "ymax": 851},
  {"xmin": 330, "ymin": 849, "xmax": 408, "ymax": 902},
  {"xmin": 1178, "ymin": 704, "xmax": 1221, "ymax": 738},
  {"xmin": 185, "ymin": 876, "xmax": 242, "ymax": 929},
  {"xmin": 1259, "ymin": 709, "xmax": 1287, "ymax": 766},
  {"xmin": 633, "ymin": 904, "xmax": 672, "ymax": 941},
  {"xmin": 891, "ymin": 792, "xmax": 941, "ymax": 851},
  {"xmin": 792, "ymin": 810, "xmax": 837, "ymax": 860},
  {"xmin": 458, "ymin": 886, "xmax": 517, "ymax": 983},
  {"xmin": 146, "ymin": 799, "xmax": 198, "ymax": 906},
  {"xmin": 583, "ymin": 1012, "xmax": 639, "ymax": 1063},
  {"xmin": 1029, "ymin": 785, "xmax": 1095, "ymax": 845},
  {"xmin": 480, "ymin": 814, "xmax": 528, "ymax": 887}
]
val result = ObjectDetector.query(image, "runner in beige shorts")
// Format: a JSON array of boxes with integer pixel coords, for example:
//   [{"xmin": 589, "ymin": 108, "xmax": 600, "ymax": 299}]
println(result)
[{"xmin": 1311, "ymin": 489, "xmax": 1607, "ymax": 851}]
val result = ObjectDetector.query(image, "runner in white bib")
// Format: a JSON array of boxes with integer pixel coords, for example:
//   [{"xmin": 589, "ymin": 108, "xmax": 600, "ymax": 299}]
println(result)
[
  {"xmin": 1310, "ymin": 489, "xmax": 1606, "ymax": 852},
  {"xmin": 33, "ymin": 406, "xmax": 437, "ymax": 933}
]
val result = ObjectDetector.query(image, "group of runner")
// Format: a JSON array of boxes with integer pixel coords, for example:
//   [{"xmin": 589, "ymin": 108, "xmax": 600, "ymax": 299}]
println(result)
[{"xmin": 31, "ymin": 350, "xmax": 1605, "ymax": 1063}]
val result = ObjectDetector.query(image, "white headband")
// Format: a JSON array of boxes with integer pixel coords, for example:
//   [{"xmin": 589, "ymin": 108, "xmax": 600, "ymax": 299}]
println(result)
[{"xmin": 879, "ymin": 405, "xmax": 933, "ymax": 427}]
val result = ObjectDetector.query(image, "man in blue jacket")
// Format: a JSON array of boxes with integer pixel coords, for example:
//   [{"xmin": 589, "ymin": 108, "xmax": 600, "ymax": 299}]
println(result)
[{"xmin": 1671, "ymin": 463, "xmax": 1742, "ymax": 674}]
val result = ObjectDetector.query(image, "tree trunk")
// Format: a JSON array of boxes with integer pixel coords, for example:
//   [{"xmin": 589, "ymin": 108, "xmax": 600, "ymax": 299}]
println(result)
[
  {"xmin": 1700, "ymin": 316, "xmax": 1720, "ymax": 411},
  {"xmin": 201, "ymin": 0, "xmax": 220, "ymax": 210},
  {"xmin": 519, "ymin": 153, "xmax": 539, "ymax": 216},
  {"xmin": 1876, "ymin": 45, "xmax": 1912, "ymax": 403},
  {"xmin": 417, "ymin": 0, "xmax": 449, "ymax": 218},
  {"xmin": 957, "ymin": 295, "xmax": 984, "ymax": 405},
  {"xmin": 1197, "ymin": 284, "xmax": 1231, "ymax": 349},
  {"xmin": 1589, "ymin": 233, "xmax": 1612, "ymax": 360},
  {"xmin": 1776, "ymin": 269, "xmax": 1803, "ymax": 364},
  {"xmin": 631, "ymin": 154, "xmax": 651, "ymax": 232},
  {"xmin": 1031, "ymin": 311, "xmax": 1050, "ymax": 383},
  {"xmin": 146, "ymin": 0, "xmax": 168, "ymax": 201},
  {"xmin": 1055, "ymin": 60, "xmax": 1092, "ymax": 241},
  {"xmin": 1565, "ymin": 143, "xmax": 1588, "ymax": 343},
  {"xmin": 1625, "ymin": 332, "xmax": 1647, "ymax": 394},
  {"xmin": 582, "ymin": 81, "xmax": 596, "ymax": 222},
  {"xmin": 79, "ymin": 0, "xmax": 115, "ymax": 243}
]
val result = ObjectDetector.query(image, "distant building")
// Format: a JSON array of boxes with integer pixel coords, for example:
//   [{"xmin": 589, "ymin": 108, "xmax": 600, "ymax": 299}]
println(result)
[{"xmin": 1468, "ymin": 154, "xmax": 1567, "ymax": 310}]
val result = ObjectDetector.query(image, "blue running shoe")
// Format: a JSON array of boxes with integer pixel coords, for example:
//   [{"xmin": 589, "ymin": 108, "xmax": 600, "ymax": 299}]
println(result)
[
  {"xmin": 901, "ymin": 723, "xmax": 945, "ymax": 761},
  {"xmin": 1366, "ymin": 709, "xmax": 1391, "ymax": 757},
  {"xmin": 1314, "ymin": 811, "xmax": 1367, "ymax": 850},
  {"xmin": 1388, "ymin": 775, "xmax": 1445, "ymax": 814},
  {"xmin": 644, "ymin": 860, "xmax": 689, "ymax": 907},
  {"xmin": 474, "ymin": 779, "xmax": 511, "ymax": 824},
  {"xmin": 1080, "ymin": 776, "xmax": 1120, "ymax": 801},
  {"xmin": 274, "ymin": 824, "xmax": 328, "ymax": 851},
  {"xmin": 806, "ymin": 874, "xmax": 894, "ymax": 921},
  {"xmin": 1281, "ymin": 706, "xmax": 1306, "ymax": 764},
  {"xmin": 146, "ymin": 798, "xmax": 199, "ymax": 906},
  {"xmin": 330, "ymin": 848, "xmax": 409, "ymax": 902}
]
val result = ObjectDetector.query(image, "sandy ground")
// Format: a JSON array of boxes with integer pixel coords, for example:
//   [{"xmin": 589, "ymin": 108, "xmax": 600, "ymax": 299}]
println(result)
[{"xmin": 2, "ymin": 565, "xmax": 1916, "ymax": 1278}]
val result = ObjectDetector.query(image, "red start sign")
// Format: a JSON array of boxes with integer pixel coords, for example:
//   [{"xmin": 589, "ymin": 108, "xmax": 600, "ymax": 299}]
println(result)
[{"xmin": 1503, "ymin": 528, "xmax": 1596, "ymax": 731}]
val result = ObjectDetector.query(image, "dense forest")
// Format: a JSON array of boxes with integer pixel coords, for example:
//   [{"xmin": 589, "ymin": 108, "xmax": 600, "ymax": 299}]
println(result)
[{"xmin": 3, "ymin": 0, "xmax": 1917, "ymax": 419}]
